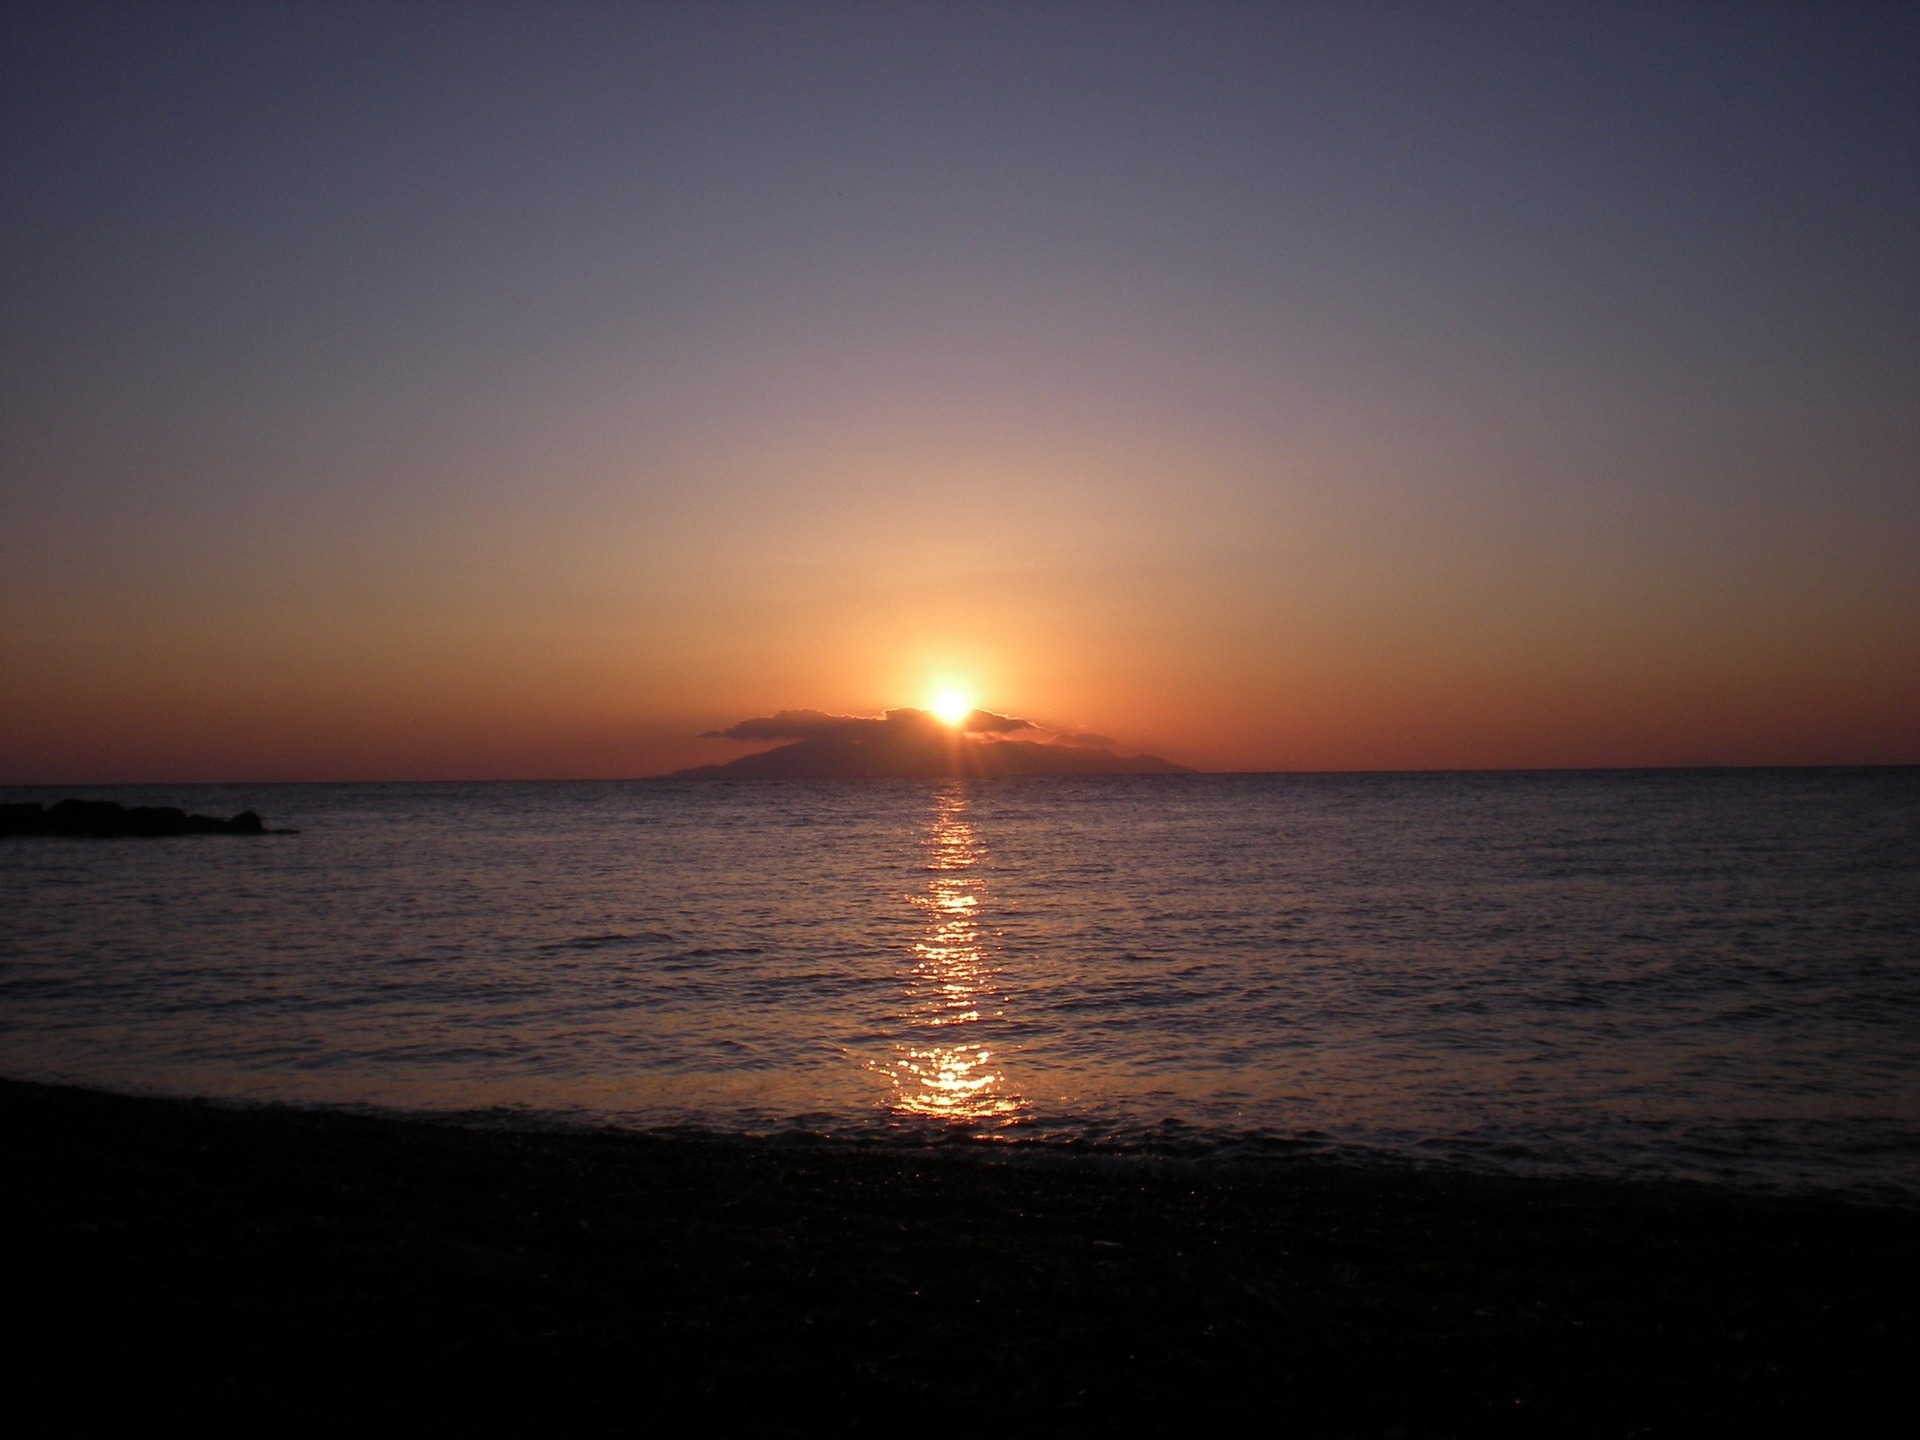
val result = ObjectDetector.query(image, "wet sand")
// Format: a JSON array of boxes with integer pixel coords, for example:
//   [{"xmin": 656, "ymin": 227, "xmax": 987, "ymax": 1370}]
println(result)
[{"xmin": 5, "ymin": 1078, "xmax": 1914, "ymax": 1434}]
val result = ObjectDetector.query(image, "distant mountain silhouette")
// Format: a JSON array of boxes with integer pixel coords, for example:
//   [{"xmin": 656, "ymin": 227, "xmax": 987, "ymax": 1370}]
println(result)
[{"xmin": 667, "ymin": 708, "xmax": 1189, "ymax": 780}]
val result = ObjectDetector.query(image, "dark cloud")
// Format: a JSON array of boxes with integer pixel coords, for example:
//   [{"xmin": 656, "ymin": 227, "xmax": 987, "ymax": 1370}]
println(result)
[
  {"xmin": 704, "ymin": 706, "xmax": 1033, "ymax": 742},
  {"xmin": 702, "ymin": 709, "xmax": 885, "ymax": 741},
  {"xmin": 678, "ymin": 703, "xmax": 1187, "ymax": 779},
  {"xmin": 960, "ymin": 709, "xmax": 1032, "ymax": 734}
]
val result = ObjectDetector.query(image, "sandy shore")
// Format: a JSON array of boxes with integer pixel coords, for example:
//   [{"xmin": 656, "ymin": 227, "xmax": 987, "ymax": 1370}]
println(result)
[{"xmin": 5, "ymin": 1078, "xmax": 1914, "ymax": 1434}]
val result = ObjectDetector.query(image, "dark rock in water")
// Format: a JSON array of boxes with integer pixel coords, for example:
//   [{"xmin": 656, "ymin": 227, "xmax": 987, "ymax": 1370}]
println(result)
[
  {"xmin": 182, "ymin": 808, "xmax": 265, "ymax": 835},
  {"xmin": 0, "ymin": 800, "xmax": 280, "ymax": 838}
]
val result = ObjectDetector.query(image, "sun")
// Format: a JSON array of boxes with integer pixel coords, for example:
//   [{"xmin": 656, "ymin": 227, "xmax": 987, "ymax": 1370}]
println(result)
[{"xmin": 928, "ymin": 686, "xmax": 973, "ymax": 728}]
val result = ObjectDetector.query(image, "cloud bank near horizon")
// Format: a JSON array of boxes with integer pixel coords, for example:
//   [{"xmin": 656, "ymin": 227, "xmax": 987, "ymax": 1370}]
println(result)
[
  {"xmin": 676, "ymin": 704, "xmax": 1189, "ymax": 779},
  {"xmin": 704, "ymin": 707, "xmax": 1036, "ymax": 743}
]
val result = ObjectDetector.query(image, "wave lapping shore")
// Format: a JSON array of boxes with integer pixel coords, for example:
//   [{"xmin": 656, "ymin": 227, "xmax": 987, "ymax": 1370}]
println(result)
[{"xmin": 6, "ymin": 1079, "xmax": 1915, "ymax": 1433}]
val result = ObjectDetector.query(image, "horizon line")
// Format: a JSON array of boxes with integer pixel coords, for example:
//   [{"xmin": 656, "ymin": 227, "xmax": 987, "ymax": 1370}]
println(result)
[{"xmin": 4, "ymin": 761, "xmax": 1915, "ymax": 789}]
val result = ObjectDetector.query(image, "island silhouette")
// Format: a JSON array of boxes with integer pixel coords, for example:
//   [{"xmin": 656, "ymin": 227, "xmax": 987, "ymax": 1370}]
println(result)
[{"xmin": 668, "ymin": 707, "xmax": 1189, "ymax": 780}]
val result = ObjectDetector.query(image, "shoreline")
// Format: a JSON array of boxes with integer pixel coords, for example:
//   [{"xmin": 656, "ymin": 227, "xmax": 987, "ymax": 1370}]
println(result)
[
  {"xmin": 7, "ymin": 1078, "xmax": 1915, "ymax": 1432},
  {"xmin": 18, "ymin": 1070, "xmax": 1917, "ymax": 1211}
]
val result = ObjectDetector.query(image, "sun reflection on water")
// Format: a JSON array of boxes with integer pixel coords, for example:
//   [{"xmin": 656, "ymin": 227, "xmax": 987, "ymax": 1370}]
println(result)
[{"xmin": 889, "ymin": 785, "xmax": 1027, "ymax": 1126}]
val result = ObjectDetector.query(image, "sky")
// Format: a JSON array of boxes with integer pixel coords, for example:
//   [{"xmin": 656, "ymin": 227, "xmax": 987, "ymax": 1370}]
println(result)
[{"xmin": 3, "ymin": 0, "xmax": 1915, "ymax": 781}]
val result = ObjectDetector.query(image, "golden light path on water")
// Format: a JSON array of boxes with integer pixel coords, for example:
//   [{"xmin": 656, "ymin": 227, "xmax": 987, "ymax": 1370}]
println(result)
[{"xmin": 889, "ymin": 785, "xmax": 1028, "ymax": 1126}]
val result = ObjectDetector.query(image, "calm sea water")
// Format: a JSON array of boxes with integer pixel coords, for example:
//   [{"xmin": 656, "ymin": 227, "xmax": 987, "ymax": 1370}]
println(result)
[{"xmin": 3, "ymin": 771, "xmax": 1917, "ymax": 1199}]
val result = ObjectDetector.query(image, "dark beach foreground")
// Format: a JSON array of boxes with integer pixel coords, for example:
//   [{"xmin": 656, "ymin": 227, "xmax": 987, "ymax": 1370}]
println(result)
[{"xmin": 5, "ymin": 1080, "xmax": 1913, "ymax": 1435}]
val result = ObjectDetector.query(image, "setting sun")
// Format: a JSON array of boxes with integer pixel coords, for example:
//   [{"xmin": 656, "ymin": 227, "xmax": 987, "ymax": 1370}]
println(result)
[{"xmin": 929, "ymin": 687, "xmax": 973, "ymax": 728}]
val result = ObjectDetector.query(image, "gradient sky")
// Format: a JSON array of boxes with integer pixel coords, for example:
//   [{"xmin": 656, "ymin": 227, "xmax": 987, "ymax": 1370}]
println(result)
[{"xmin": 3, "ymin": 1, "xmax": 1915, "ymax": 780}]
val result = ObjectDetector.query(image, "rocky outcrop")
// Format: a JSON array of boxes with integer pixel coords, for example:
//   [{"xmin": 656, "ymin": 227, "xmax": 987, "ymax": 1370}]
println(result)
[{"xmin": 0, "ymin": 799, "xmax": 276, "ymax": 838}]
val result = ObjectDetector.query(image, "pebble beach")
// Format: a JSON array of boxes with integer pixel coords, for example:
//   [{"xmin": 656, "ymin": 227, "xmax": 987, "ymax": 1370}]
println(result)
[{"xmin": 7, "ymin": 1078, "xmax": 1914, "ymax": 1434}]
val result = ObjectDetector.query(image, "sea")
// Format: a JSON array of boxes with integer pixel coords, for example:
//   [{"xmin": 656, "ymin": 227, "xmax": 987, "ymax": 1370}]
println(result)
[{"xmin": 3, "ymin": 770, "xmax": 1917, "ymax": 1202}]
